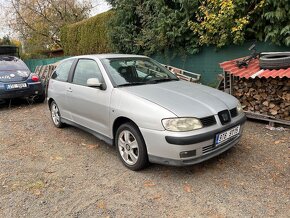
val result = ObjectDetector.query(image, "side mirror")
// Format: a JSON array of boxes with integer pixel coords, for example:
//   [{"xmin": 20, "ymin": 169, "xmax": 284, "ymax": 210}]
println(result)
[{"xmin": 87, "ymin": 78, "xmax": 102, "ymax": 88}]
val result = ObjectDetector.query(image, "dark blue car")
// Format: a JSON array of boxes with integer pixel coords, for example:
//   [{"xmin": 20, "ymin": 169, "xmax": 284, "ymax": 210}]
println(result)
[{"xmin": 0, "ymin": 56, "xmax": 45, "ymax": 102}]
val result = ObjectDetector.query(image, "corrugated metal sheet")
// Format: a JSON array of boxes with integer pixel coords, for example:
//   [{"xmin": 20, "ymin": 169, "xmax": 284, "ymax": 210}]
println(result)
[{"xmin": 220, "ymin": 57, "xmax": 290, "ymax": 79}]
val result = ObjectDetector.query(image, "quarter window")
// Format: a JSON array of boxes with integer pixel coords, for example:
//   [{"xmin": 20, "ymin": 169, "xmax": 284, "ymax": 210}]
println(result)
[
  {"xmin": 51, "ymin": 59, "xmax": 74, "ymax": 81},
  {"xmin": 72, "ymin": 59, "xmax": 103, "ymax": 86}
]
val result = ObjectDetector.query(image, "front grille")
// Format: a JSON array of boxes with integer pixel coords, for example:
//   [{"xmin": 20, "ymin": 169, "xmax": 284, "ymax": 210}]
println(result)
[
  {"xmin": 202, "ymin": 144, "xmax": 216, "ymax": 154},
  {"xmin": 200, "ymin": 116, "xmax": 216, "ymax": 127},
  {"xmin": 230, "ymin": 108, "xmax": 238, "ymax": 118},
  {"xmin": 218, "ymin": 110, "xmax": 231, "ymax": 125}
]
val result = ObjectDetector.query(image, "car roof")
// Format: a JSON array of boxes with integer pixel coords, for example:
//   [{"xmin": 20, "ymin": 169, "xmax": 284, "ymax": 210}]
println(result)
[
  {"xmin": 0, "ymin": 56, "xmax": 30, "ymax": 71},
  {"xmin": 66, "ymin": 54, "xmax": 149, "ymax": 60}
]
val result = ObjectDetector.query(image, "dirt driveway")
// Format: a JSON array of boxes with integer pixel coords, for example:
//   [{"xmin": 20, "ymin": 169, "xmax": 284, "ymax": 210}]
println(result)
[{"xmin": 0, "ymin": 101, "xmax": 289, "ymax": 217}]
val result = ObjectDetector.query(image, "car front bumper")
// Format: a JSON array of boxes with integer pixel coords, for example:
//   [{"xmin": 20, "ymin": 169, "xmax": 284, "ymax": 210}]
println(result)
[
  {"xmin": 0, "ymin": 82, "xmax": 43, "ymax": 99},
  {"xmin": 140, "ymin": 114, "xmax": 246, "ymax": 166}
]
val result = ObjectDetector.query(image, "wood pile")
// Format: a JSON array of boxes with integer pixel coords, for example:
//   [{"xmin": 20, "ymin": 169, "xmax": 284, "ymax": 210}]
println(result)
[{"xmin": 233, "ymin": 78, "xmax": 290, "ymax": 121}]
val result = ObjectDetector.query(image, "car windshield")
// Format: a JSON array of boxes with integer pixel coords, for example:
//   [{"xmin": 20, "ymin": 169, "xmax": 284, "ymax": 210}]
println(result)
[{"xmin": 101, "ymin": 57, "xmax": 178, "ymax": 87}]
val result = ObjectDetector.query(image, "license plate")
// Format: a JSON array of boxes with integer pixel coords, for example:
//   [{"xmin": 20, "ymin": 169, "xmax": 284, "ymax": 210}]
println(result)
[
  {"xmin": 6, "ymin": 83, "xmax": 28, "ymax": 90},
  {"xmin": 215, "ymin": 125, "xmax": 240, "ymax": 145}
]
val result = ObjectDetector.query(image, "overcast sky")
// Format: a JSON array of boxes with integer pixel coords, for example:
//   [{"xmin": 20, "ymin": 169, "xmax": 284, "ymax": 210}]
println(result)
[{"xmin": 0, "ymin": 0, "xmax": 111, "ymax": 38}]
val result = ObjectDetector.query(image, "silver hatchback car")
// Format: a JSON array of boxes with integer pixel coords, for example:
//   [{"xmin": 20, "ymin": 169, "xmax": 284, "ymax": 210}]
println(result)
[{"xmin": 47, "ymin": 54, "xmax": 246, "ymax": 170}]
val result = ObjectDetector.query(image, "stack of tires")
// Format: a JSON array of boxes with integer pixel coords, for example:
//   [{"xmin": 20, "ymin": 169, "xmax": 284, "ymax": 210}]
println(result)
[{"xmin": 259, "ymin": 52, "xmax": 290, "ymax": 70}]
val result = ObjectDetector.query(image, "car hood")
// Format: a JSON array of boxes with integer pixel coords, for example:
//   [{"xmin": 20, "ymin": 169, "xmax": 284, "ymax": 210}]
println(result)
[{"xmin": 121, "ymin": 81, "xmax": 238, "ymax": 117}]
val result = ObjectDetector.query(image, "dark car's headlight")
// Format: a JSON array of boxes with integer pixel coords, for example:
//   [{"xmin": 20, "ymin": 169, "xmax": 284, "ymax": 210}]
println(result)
[
  {"xmin": 237, "ymin": 102, "xmax": 243, "ymax": 114},
  {"xmin": 162, "ymin": 118, "xmax": 203, "ymax": 132}
]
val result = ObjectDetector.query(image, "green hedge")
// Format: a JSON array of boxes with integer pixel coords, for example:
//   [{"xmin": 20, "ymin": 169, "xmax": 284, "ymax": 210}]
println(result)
[{"xmin": 60, "ymin": 11, "xmax": 113, "ymax": 55}]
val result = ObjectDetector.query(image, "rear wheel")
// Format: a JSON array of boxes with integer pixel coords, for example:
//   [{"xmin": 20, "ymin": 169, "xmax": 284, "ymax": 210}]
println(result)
[
  {"xmin": 34, "ymin": 93, "xmax": 45, "ymax": 103},
  {"xmin": 115, "ymin": 123, "xmax": 148, "ymax": 171},
  {"xmin": 50, "ymin": 101, "xmax": 64, "ymax": 128}
]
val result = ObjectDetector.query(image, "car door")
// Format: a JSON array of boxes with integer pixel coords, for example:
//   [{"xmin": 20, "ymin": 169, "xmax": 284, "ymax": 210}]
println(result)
[
  {"xmin": 49, "ymin": 58, "xmax": 75, "ymax": 120},
  {"xmin": 66, "ymin": 58, "xmax": 111, "ymax": 137}
]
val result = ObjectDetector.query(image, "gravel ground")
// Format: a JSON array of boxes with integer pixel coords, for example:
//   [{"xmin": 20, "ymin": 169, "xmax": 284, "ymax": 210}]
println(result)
[{"xmin": 0, "ymin": 101, "xmax": 289, "ymax": 217}]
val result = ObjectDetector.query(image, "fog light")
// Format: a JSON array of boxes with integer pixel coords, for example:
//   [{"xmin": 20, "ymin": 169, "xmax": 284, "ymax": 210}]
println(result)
[
  {"xmin": 35, "ymin": 91, "xmax": 39, "ymax": 94},
  {"xmin": 180, "ymin": 150, "xmax": 196, "ymax": 158}
]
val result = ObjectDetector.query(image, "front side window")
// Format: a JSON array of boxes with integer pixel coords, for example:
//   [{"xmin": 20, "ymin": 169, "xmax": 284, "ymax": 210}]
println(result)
[
  {"xmin": 101, "ymin": 57, "xmax": 178, "ymax": 87},
  {"xmin": 51, "ymin": 59, "xmax": 74, "ymax": 81},
  {"xmin": 72, "ymin": 59, "xmax": 103, "ymax": 86}
]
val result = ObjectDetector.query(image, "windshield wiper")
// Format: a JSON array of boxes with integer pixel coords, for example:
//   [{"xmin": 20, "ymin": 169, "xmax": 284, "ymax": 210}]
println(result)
[
  {"xmin": 145, "ymin": 78, "xmax": 179, "ymax": 84},
  {"xmin": 116, "ymin": 82, "xmax": 147, "ymax": 87}
]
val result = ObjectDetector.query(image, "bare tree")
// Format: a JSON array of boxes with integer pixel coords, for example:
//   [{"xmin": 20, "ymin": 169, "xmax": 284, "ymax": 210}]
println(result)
[{"xmin": 6, "ymin": 0, "xmax": 92, "ymax": 51}]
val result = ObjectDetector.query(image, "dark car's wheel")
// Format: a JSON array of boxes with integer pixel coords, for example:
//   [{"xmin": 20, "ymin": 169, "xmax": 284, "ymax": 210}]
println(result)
[
  {"xmin": 34, "ymin": 93, "xmax": 46, "ymax": 103},
  {"xmin": 115, "ymin": 123, "xmax": 148, "ymax": 171},
  {"xmin": 50, "ymin": 101, "xmax": 64, "ymax": 128}
]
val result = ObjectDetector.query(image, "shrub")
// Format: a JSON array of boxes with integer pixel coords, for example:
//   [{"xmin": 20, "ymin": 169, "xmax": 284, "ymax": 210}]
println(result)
[{"xmin": 60, "ymin": 11, "xmax": 113, "ymax": 55}]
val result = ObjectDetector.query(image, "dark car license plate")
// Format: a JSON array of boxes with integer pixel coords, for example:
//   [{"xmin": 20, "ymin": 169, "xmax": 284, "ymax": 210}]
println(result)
[{"xmin": 6, "ymin": 83, "xmax": 28, "ymax": 90}]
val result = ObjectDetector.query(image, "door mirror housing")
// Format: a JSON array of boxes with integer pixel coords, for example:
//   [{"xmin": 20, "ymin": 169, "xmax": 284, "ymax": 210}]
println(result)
[{"xmin": 87, "ymin": 78, "xmax": 102, "ymax": 88}]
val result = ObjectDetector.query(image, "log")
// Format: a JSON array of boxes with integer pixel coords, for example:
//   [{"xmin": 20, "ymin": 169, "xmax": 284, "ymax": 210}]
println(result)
[{"xmin": 232, "ymin": 77, "xmax": 290, "ymax": 121}]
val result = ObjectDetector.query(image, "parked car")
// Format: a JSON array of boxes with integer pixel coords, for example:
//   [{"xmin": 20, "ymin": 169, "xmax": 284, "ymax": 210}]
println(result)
[
  {"xmin": 47, "ymin": 54, "xmax": 246, "ymax": 170},
  {"xmin": 0, "ymin": 56, "xmax": 45, "ymax": 102}
]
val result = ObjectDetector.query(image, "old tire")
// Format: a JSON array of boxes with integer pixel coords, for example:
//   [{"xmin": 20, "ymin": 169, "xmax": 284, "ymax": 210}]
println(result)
[
  {"xmin": 259, "ymin": 52, "xmax": 290, "ymax": 69},
  {"xmin": 50, "ymin": 101, "xmax": 64, "ymax": 128},
  {"xmin": 115, "ymin": 122, "xmax": 148, "ymax": 171}
]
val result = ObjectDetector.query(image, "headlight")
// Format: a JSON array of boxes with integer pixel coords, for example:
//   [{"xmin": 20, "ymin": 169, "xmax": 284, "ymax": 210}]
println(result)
[
  {"xmin": 237, "ymin": 102, "xmax": 243, "ymax": 114},
  {"xmin": 162, "ymin": 118, "xmax": 203, "ymax": 132}
]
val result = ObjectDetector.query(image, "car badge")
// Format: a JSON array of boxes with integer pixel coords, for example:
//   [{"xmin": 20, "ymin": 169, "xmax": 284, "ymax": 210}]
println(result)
[
  {"xmin": 222, "ymin": 113, "xmax": 229, "ymax": 122},
  {"xmin": 10, "ymin": 74, "xmax": 15, "ymax": 78}
]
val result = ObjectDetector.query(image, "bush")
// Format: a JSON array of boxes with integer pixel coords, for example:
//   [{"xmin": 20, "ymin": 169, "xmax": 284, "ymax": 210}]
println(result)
[{"xmin": 60, "ymin": 11, "xmax": 113, "ymax": 55}]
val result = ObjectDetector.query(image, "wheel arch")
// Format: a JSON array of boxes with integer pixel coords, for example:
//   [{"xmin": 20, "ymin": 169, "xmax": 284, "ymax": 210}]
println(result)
[
  {"xmin": 47, "ymin": 98, "xmax": 54, "ymax": 109},
  {"xmin": 112, "ymin": 116, "xmax": 141, "ymax": 146}
]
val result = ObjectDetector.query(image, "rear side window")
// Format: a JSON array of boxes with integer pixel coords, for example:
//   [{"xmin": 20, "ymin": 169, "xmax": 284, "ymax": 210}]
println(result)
[
  {"xmin": 72, "ymin": 59, "xmax": 103, "ymax": 86},
  {"xmin": 51, "ymin": 59, "xmax": 74, "ymax": 82}
]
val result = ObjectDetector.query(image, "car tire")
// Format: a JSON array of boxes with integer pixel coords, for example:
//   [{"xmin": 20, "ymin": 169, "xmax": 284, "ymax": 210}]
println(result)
[
  {"xmin": 115, "ymin": 122, "xmax": 148, "ymax": 171},
  {"xmin": 50, "ymin": 101, "xmax": 64, "ymax": 128},
  {"xmin": 259, "ymin": 52, "xmax": 290, "ymax": 69},
  {"xmin": 34, "ymin": 93, "xmax": 46, "ymax": 103}
]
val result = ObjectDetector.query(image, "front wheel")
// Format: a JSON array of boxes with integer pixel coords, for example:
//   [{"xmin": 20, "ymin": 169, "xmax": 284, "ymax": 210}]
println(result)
[
  {"xmin": 115, "ymin": 123, "xmax": 148, "ymax": 171},
  {"xmin": 50, "ymin": 101, "xmax": 64, "ymax": 128}
]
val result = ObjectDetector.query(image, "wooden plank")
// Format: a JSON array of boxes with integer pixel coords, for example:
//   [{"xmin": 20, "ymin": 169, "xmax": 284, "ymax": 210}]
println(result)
[
  {"xmin": 162, "ymin": 64, "xmax": 201, "ymax": 83},
  {"xmin": 245, "ymin": 111, "xmax": 290, "ymax": 126}
]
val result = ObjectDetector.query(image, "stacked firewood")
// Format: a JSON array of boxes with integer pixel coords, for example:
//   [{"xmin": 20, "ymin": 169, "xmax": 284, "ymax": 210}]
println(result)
[{"xmin": 233, "ymin": 78, "xmax": 290, "ymax": 120}]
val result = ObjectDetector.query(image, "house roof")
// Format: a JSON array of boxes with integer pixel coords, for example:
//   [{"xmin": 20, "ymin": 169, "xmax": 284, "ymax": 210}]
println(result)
[{"xmin": 220, "ymin": 57, "xmax": 290, "ymax": 79}]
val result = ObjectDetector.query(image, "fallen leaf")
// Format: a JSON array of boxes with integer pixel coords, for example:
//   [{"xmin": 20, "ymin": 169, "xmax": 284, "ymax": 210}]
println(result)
[
  {"xmin": 183, "ymin": 183, "xmax": 192, "ymax": 193},
  {"xmin": 97, "ymin": 200, "xmax": 106, "ymax": 209},
  {"xmin": 144, "ymin": 180, "xmax": 156, "ymax": 187},
  {"xmin": 274, "ymin": 140, "xmax": 284, "ymax": 144},
  {"xmin": 87, "ymin": 144, "xmax": 99, "ymax": 149},
  {"xmin": 223, "ymin": 180, "xmax": 230, "ymax": 188},
  {"xmin": 33, "ymin": 189, "xmax": 41, "ymax": 196},
  {"xmin": 162, "ymin": 170, "xmax": 170, "ymax": 178},
  {"xmin": 152, "ymin": 194, "xmax": 162, "ymax": 200},
  {"xmin": 50, "ymin": 155, "xmax": 63, "ymax": 161}
]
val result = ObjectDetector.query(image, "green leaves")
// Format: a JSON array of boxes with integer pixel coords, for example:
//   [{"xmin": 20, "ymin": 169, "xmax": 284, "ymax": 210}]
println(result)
[
  {"xmin": 255, "ymin": 0, "xmax": 290, "ymax": 46},
  {"xmin": 108, "ymin": 0, "xmax": 198, "ymax": 55}
]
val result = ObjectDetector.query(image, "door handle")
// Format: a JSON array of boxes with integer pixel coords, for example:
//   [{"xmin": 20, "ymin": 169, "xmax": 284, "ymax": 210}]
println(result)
[{"xmin": 66, "ymin": 88, "xmax": 72, "ymax": 92}]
